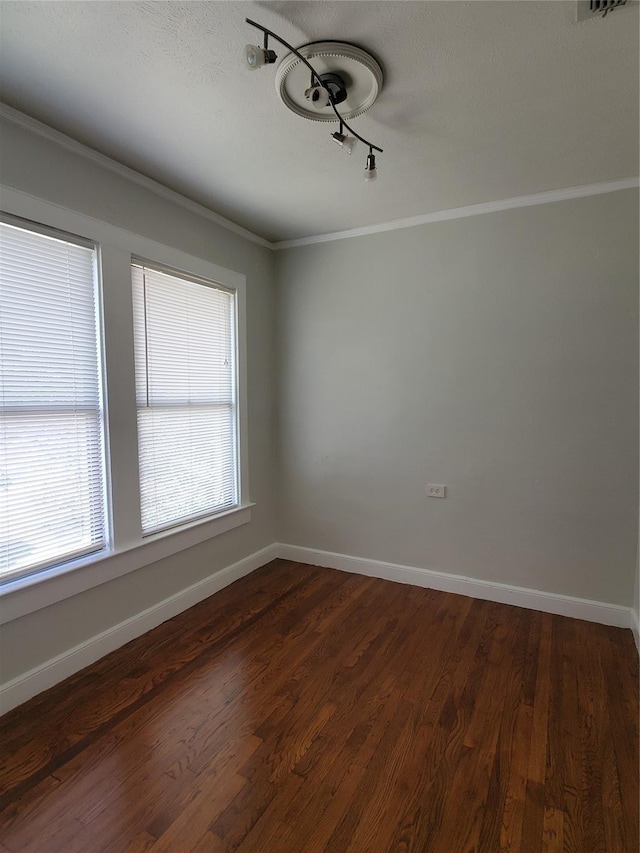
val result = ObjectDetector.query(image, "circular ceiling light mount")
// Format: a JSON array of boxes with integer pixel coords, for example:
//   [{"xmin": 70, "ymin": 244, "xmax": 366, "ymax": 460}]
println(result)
[{"xmin": 275, "ymin": 41, "xmax": 383, "ymax": 123}]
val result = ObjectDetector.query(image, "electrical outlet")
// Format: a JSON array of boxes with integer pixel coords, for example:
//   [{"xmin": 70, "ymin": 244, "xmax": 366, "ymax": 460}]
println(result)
[{"xmin": 427, "ymin": 484, "xmax": 446, "ymax": 498}]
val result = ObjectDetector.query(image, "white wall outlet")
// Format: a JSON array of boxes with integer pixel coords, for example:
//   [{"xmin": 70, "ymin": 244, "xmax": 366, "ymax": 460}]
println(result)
[{"xmin": 427, "ymin": 484, "xmax": 446, "ymax": 498}]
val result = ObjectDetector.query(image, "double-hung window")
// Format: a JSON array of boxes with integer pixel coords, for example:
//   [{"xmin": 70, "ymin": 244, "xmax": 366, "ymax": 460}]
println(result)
[
  {"xmin": 0, "ymin": 218, "xmax": 106, "ymax": 582},
  {"xmin": 131, "ymin": 262, "xmax": 238, "ymax": 534},
  {"xmin": 0, "ymin": 197, "xmax": 246, "ymax": 610}
]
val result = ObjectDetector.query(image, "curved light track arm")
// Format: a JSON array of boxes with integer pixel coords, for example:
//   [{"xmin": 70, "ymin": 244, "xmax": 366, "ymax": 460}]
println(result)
[{"xmin": 245, "ymin": 18, "xmax": 383, "ymax": 154}]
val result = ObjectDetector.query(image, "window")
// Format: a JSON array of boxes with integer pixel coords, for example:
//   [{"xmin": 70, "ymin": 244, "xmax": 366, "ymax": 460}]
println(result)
[
  {"xmin": 0, "ymin": 189, "xmax": 249, "ymax": 616},
  {"xmin": 0, "ymin": 218, "xmax": 106, "ymax": 582},
  {"xmin": 131, "ymin": 262, "xmax": 238, "ymax": 534}
]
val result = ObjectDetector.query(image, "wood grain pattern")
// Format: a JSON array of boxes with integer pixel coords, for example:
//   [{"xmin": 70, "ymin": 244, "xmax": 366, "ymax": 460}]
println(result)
[{"xmin": 0, "ymin": 560, "xmax": 637, "ymax": 852}]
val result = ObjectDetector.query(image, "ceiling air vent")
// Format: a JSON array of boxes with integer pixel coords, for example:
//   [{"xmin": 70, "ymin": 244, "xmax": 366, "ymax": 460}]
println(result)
[{"xmin": 576, "ymin": 0, "xmax": 627, "ymax": 20}]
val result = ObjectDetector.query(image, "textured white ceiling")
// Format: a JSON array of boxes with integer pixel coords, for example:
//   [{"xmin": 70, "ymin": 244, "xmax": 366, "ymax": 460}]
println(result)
[{"xmin": 0, "ymin": 1, "xmax": 638, "ymax": 242}]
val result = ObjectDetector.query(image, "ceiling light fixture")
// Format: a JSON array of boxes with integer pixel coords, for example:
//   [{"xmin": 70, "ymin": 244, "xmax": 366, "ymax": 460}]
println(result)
[
  {"xmin": 364, "ymin": 149, "xmax": 378, "ymax": 182},
  {"xmin": 244, "ymin": 18, "xmax": 384, "ymax": 181}
]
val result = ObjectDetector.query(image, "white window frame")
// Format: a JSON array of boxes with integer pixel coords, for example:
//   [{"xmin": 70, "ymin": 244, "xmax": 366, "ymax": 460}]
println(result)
[
  {"xmin": 132, "ymin": 258, "xmax": 240, "ymax": 534},
  {"xmin": 0, "ymin": 187, "xmax": 252, "ymax": 624},
  {"xmin": 0, "ymin": 214, "xmax": 110, "ymax": 580}
]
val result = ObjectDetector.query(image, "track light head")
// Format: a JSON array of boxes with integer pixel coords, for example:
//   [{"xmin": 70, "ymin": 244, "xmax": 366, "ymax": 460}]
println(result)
[
  {"xmin": 331, "ymin": 131, "xmax": 356, "ymax": 155},
  {"xmin": 304, "ymin": 84, "xmax": 331, "ymax": 109},
  {"xmin": 364, "ymin": 151, "xmax": 378, "ymax": 182},
  {"xmin": 244, "ymin": 43, "xmax": 277, "ymax": 70}
]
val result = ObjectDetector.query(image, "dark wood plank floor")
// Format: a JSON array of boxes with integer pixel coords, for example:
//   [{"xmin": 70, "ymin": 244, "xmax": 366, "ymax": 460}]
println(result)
[{"xmin": 0, "ymin": 560, "xmax": 638, "ymax": 852}]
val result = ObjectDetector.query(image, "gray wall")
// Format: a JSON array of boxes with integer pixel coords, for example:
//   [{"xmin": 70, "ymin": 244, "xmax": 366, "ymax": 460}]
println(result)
[
  {"xmin": 0, "ymin": 119, "xmax": 277, "ymax": 681},
  {"xmin": 1, "ymin": 116, "xmax": 638, "ymax": 688},
  {"xmin": 636, "ymin": 304, "xmax": 640, "ymax": 625},
  {"xmin": 275, "ymin": 190, "xmax": 639, "ymax": 606}
]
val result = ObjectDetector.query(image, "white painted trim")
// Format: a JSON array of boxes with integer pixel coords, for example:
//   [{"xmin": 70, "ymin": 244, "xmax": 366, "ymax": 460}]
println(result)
[
  {"xmin": 0, "ymin": 186, "xmax": 248, "ymax": 289},
  {"xmin": 276, "ymin": 544, "xmax": 633, "ymax": 629},
  {"xmin": 0, "ymin": 102, "xmax": 272, "ymax": 249},
  {"xmin": 273, "ymin": 178, "xmax": 640, "ymax": 250},
  {"xmin": 0, "ymin": 544, "xmax": 278, "ymax": 715},
  {"xmin": 0, "ymin": 505, "xmax": 254, "ymax": 626},
  {"xmin": 631, "ymin": 609, "xmax": 640, "ymax": 656},
  {"xmin": 3, "ymin": 540, "xmax": 635, "ymax": 713}
]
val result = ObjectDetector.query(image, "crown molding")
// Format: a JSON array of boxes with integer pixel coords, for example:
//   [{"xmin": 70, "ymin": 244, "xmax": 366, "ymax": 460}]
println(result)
[
  {"xmin": 0, "ymin": 102, "xmax": 272, "ymax": 250},
  {"xmin": 2, "ymin": 103, "xmax": 637, "ymax": 253},
  {"xmin": 273, "ymin": 177, "xmax": 640, "ymax": 250}
]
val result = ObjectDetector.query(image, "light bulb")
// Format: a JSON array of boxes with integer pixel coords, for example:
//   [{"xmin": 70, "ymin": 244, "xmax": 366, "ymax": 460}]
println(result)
[
  {"xmin": 244, "ymin": 44, "xmax": 277, "ymax": 70},
  {"xmin": 305, "ymin": 85, "xmax": 330, "ymax": 110},
  {"xmin": 342, "ymin": 136, "xmax": 356, "ymax": 155},
  {"xmin": 364, "ymin": 152, "xmax": 377, "ymax": 182},
  {"xmin": 244, "ymin": 44, "xmax": 264, "ymax": 69},
  {"xmin": 331, "ymin": 132, "xmax": 356, "ymax": 155}
]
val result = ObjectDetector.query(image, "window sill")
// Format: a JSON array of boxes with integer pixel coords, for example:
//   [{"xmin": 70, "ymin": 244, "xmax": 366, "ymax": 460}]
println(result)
[{"xmin": 0, "ymin": 503, "xmax": 254, "ymax": 625}]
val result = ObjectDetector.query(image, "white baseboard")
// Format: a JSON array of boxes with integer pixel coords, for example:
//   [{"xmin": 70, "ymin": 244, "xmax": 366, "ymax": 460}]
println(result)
[
  {"xmin": 276, "ymin": 543, "xmax": 633, "ymax": 630},
  {"xmin": 3, "ymin": 541, "xmax": 635, "ymax": 715},
  {"xmin": 0, "ymin": 544, "xmax": 278, "ymax": 715},
  {"xmin": 631, "ymin": 609, "xmax": 640, "ymax": 655}
]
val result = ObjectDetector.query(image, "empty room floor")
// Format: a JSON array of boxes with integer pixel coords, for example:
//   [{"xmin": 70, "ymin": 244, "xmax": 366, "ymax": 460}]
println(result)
[{"xmin": 0, "ymin": 560, "xmax": 637, "ymax": 852}]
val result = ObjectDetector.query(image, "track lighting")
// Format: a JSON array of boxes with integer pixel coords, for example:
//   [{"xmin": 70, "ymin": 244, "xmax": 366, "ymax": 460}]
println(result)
[
  {"xmin": 244, "ymin": 18, "xmax": 384, "ymax": 181},
  {"xmin": 364, "ymin": 150, "xmax": 377, "ymax": 182}
]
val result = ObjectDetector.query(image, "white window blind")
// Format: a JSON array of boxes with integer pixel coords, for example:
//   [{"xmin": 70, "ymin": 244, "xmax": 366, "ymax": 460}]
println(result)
[
  {"xmin": 0, "ymin": 219, "xmax": 106, "ymax": 581},
  {"xmin": 132, "ymin": 262, "xmax": 238, "ymax": 534}
]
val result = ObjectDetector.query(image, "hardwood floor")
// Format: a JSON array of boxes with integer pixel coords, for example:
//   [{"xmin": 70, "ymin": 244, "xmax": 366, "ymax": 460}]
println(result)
[{"xmin": 0, "ymin": 559, "xmax": 637, "ymax": 852}]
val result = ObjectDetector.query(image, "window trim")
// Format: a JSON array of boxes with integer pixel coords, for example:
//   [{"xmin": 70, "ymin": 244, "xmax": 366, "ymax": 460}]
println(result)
[{"xmin": 0, "ymin": 186, "xmax": 252, "ymax": 625}]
